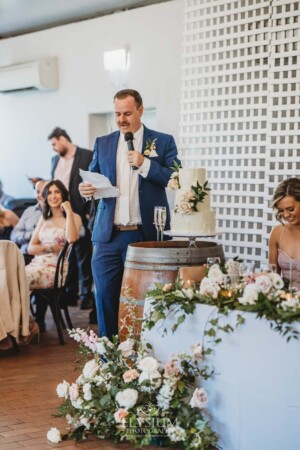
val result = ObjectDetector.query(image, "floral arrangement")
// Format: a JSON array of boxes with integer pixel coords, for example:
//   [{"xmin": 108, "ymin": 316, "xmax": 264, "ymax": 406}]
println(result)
[
  {"xmin": 143, "ymin": 138, "xmax": 158, "ymax": 158},
  {"xmin": 48, "ymin": 329, "xmax": 219, "ymax": 449},
  {"xmin": 167, "ymin": 162, "xmax": 211, "ymax": 215},
  {"xmin": 144, "ymin": 259, "xmax": 300, "ymax": 341}
]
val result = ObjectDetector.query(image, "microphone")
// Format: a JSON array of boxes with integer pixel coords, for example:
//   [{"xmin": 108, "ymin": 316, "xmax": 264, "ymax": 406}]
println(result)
[{"xmin": 124, "ymin": 132, "xmax": 138, "ymax": 170}]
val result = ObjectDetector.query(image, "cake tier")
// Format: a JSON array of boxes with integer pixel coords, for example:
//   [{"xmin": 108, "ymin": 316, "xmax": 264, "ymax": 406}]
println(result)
[
  {"xmin": 171, "ymin": 210, "xmax": 216, "ymax": 234},
  {"xmin": 179, "ymin": 168, "xmax": 207, "ymax": 191}
]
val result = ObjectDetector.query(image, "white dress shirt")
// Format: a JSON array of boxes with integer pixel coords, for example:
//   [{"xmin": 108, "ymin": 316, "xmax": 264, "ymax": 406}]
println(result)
[
  {"xmin": 114, "ymin": 125, "xmax": 150, "ymax": 225},
  {"xmin": 54, "ymin": 156, "xmax": 74, "ymax": 190}
]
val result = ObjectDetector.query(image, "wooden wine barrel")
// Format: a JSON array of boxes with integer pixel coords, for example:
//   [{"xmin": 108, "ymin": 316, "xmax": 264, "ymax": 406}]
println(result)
[{"xmin": 118, "ymin": 240, "xmax": 225, "ymax": 341}]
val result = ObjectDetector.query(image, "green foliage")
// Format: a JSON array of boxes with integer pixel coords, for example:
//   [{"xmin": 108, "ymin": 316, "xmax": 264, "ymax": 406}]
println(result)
[{"xmin": 52, "ymin": 329, "xmax": 220, "ymax": 449}]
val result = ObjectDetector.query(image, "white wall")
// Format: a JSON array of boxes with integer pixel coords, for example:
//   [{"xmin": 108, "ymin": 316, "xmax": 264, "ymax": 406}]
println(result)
[{"xmin": 0, "ymin": 0, "xmax": 183, "ymax": 198}]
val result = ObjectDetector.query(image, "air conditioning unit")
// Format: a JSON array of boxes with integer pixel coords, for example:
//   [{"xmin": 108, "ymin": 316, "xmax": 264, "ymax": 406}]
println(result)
[{"xmin": 0, "ymin": 58, "xmax": 58, "ymax": 93}]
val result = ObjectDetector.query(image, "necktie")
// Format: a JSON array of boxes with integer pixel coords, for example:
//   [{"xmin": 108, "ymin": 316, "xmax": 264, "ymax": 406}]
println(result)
[{"xmin": 118, "ymin": 142, "xmax": 131, "ymax": 225}]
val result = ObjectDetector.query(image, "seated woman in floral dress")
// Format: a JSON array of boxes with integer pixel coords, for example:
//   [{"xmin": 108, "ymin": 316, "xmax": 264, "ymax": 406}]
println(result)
[
  {"xmin": 269, "ymin": 177, "xmax": 300, "ymax": 290},
  {"xmin": 26, "ymin": 180, "xmax": 81, "ymax": 330}
]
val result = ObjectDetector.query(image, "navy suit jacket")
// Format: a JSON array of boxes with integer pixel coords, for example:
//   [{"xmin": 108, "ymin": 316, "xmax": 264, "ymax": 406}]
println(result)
[
  {"xmin": 89, "ymin": 126, "xmax": 180, "ymax": 243},
  {"xmin": 51, "ymin": 147, "xmax": 93, "ymax": 221}
]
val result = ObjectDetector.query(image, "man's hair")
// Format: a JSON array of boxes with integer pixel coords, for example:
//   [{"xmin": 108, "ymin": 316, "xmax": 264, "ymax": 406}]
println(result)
[
  {"xmin": 113, "ymin": 89, "xmax": 143, "ymax": 108},
  {"xmin": 48, "ymin": 127, "xmax": 72, "ymax": 143},
  {"xmin": 42, "ymin": 179, "xmax": 69, "ymax": 220}
]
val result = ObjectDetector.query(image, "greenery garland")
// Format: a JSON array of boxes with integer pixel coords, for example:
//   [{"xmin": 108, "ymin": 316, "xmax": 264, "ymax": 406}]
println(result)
[{"xmin": 143, "ymin": 260, "xmax": 300, "ymax": 342}]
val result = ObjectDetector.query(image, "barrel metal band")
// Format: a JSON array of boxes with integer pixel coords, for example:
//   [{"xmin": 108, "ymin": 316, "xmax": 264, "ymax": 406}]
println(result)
[
  {"xmin": 119, "ymin": 295, "xmax": 145, "ymax": 307},
  {"xmin": 124, "ymin": 262, "xmax": 184, "ymax": 271}
]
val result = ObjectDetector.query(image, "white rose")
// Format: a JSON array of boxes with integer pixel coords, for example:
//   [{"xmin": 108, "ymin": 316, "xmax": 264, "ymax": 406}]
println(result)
[
  {"xmin": 138, "ymin": 370, "xmax": 162, "ymax": 392},
  {"xmin": 56, "ymin": 380, "xmax": 69, "ymax": 398},
  {"xmin": 69, "ymin": 383, "xmax": 79, "ymax": 402},
  {"xmin": 118, "ymin": 338, "xmax": 134, "ymax": 357},
  {"xmin": 199, "ymin": 277, "xmax": 220, "ymax": 299},
  {"xmin": 182, "ymin": 288, "xmax": 194, "ymax": 299},
  {"xmin": 176, "ymin": 201, "xmax": 193, "ymax": 215},
  {"xmin": 66, "ymin": 414, "xmax": 75, "ymax": 425},
  {"xmin": 254, "ymin": 275, "xmax": 273, "ymax": 294},
  {"xmin": 95, "ymin": 341, "xmax": 106, "ymax": 354},
  {"xmin": 80, "ymin": 417, "xmax": 91, "ymax": 430},
  {"xmin": 83, "ymin": 383, "xmax": 92, "ymax": 401},
  {"xmin": 116, "ymin": 388, "xmax": 139, "ymax": 409},
  {"xmin": 191, "ymin": 343, "xmax": 203, "ymax": 360},
  {"xmin": 167, "ymin": 425, "xmax": 186, "ymax": 442},
  {"xmin": 226, "ymin": 259, "xmax": 243, "ymax": 277},
  {"xmin": 208, "ymin": 265, "xmax": 225, "ymax": 284},
  {"xmin": 138, "ymin": 356, "xmax": 159, "ymax": 373},
  {"xmin": 189, "ymin": 387, "xmax": 208, "ymax": 409},
  {"xmin": 238, "ymin": 284, "xmax": 258, "ymax": 305},
  {"xmin": 282, "ymin": 297, "xmax": 300, "ymax": 310},
  {"xmin": 268, "ymin": 272, "xmax": 284, "ymax": 290},
  {"xmin": 71, "ymin": 398, "xmax": 83, "ymax": 409},
  {"xmin": 47, "ymin": 428, "xmax": 62, "ymax": 444},
  {"xmin": 83, "ymin": 359, "xmax": 99, "ymax": 379}
]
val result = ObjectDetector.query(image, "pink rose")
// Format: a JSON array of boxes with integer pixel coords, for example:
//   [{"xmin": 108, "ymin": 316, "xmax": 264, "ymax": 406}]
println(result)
[
  {"xmin": 189, "ymin": 387, "xmax": 208, "ymax": 409},
  {"xmin": 176, "ymin": 201, "xmax": 193, "ymax": 215},
  {"xmin": 123, "ymin": 369, "xmax": 139, "ymax": 383},
  {"xmin": 163, "ymin": 283, "xmax": 173, "ymax": 292},
  {"xmin": 114, "ymin": 408, "xmax": 129, "ymax": 424}
]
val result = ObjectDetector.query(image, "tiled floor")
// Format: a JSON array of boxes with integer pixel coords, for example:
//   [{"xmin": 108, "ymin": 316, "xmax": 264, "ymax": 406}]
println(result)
[{"xmin": 0, "ymin": 307, "xmax": 163, "ymax": 450}]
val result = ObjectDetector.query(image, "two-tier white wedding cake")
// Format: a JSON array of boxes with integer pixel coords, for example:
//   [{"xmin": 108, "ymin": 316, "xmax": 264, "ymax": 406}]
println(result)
[{"xmin": 168, "ymin": 167, "xmax": 216, "ymax": 234}]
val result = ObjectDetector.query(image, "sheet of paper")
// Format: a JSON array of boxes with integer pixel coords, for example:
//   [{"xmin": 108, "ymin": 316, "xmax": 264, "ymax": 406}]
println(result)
[{"xmin": 79, "ymin": 169, "xmax": 119, "ymax": 199}]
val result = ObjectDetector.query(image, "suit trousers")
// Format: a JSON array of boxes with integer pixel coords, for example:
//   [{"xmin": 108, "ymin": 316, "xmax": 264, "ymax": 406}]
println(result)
[{"xmin": 92, "ymin": 228, "xmax": 145, "ymax": 340}]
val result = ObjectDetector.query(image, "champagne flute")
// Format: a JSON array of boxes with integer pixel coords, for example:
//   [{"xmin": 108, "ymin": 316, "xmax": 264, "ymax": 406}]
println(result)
[
  {"xmin": 154, "ymin": 206, "xmax": 167, "ymax": 242},
  {"xmin": 260, "ymin": 262, "xmax": 276, "ymax": 273},
  {"xmin": 158, "ymin": 207, "xmax": 167, "ymax": 241},
  {"xmin": 153, "ymin": 206, "xmax": 161, "ymax": 241}
]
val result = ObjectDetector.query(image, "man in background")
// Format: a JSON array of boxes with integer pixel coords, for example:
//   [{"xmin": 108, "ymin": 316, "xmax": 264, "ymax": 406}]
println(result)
[
  {"xmin": 79, "ymin": 89, "xmax": 180, "ymax": 339},
  {"xmin": 48, "ymin": 127, "xmax": 93, "ymax": 310},
  {"xmin": 11, "ymin": 179, "xmax": 47, "ymax": 264},
  {"xmin": 0, "ymin": 179, "xmax": 14, "ymax": 207}
]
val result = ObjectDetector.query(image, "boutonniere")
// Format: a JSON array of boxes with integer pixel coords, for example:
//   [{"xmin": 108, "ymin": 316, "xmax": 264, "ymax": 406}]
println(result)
[{"xmin": 143, "ymin": 138, "xmax": 158, "ymax": 157}]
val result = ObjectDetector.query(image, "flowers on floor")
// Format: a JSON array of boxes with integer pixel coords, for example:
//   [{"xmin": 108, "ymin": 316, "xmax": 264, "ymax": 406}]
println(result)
[
  {"xmin": 48, "ymin": 329, "xmax": 219, "ymax": 449},
  {"xmin": 144, "ymin": 259, "xmax": 300, "ymax": 340}
]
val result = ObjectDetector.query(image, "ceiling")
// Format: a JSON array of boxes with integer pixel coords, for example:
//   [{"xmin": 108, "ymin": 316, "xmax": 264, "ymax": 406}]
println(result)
[{"xmin": 0, "ymin": 0, "xmax": 169, "ymax": 39}]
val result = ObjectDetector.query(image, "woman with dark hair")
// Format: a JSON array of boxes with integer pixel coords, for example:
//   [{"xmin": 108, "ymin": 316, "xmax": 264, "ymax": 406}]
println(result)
[
  {"xmin": 25, "ymin": 180, "xmax": 82, "ymax": 290},
  {"xmin": 269, "ymin": 177, "xmax": 300, "ymax": 289}
]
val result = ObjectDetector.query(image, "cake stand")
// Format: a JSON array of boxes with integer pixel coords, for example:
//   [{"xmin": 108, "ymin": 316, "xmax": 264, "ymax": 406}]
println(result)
[{"xmin": 164, "ymin": 230, "xmax": 221, "ymax": 248}]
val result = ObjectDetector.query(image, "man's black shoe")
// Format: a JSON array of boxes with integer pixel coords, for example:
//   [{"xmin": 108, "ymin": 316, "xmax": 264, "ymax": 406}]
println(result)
[
  {"xmin": 89, "ymin": 308, "xmax": 98, "ymax": 324},
  {"xmin": 80, "ymin": 298, "xmax": 93, "ymax": 310}
]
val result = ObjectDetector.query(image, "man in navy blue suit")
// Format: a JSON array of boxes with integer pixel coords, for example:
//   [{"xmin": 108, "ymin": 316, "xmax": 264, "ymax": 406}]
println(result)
[{"xmin": 79, "ymin": 89, "xmax": 180, "ymax": 339}]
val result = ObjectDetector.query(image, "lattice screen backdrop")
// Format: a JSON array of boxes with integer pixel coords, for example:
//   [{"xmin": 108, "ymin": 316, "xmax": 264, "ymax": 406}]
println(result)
[{"xmin": 179, "ymin": 0, "xmax": 300, "ymax": 265}]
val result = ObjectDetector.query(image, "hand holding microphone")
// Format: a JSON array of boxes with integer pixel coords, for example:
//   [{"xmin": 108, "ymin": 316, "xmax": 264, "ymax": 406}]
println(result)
[{"xmin": 125, "ymin": 132, "xmax": 143, "ymax": 170}]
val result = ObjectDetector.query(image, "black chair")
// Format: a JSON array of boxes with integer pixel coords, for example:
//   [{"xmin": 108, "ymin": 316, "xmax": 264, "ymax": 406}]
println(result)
[
  {"xmin": 30, "ymin": 243, "xmax": 74, "ymax": 345},
  {"xmin": 4, "ymin": 198, "xmax": 36, "ymax": 218}
]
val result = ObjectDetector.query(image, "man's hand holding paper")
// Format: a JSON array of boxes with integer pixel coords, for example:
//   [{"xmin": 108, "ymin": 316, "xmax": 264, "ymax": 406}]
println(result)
[{"xmin": 79, "ymin": 169, "xmax": 119, "ymax": 200}]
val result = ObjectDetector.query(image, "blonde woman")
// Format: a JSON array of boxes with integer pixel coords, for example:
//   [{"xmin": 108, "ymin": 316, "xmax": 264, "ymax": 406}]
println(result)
[{"xmin": 269, "ymin": 177, "xmax": 300, "ymax": 290}]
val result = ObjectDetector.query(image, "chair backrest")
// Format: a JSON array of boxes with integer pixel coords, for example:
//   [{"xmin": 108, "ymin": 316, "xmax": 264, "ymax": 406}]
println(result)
[
  {"xmin": 4, "ymin": 198, "xmax": 36, "ymax": 218},
  {"xmin": 53, "ymin": 242, "xmax": 72, "ymax": 290}
]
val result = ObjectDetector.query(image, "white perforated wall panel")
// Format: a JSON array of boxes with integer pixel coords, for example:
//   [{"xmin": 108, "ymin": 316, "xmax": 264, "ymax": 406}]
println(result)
[{"xmin": 180, "ymin": 0, "xmax": 300, "ymax": 264}]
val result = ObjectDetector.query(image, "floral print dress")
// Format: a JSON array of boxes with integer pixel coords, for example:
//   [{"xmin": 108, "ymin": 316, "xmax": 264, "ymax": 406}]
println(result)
[{"xmin": 26, "ymin": 223, "xmax": 68, "ymax": 289}]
